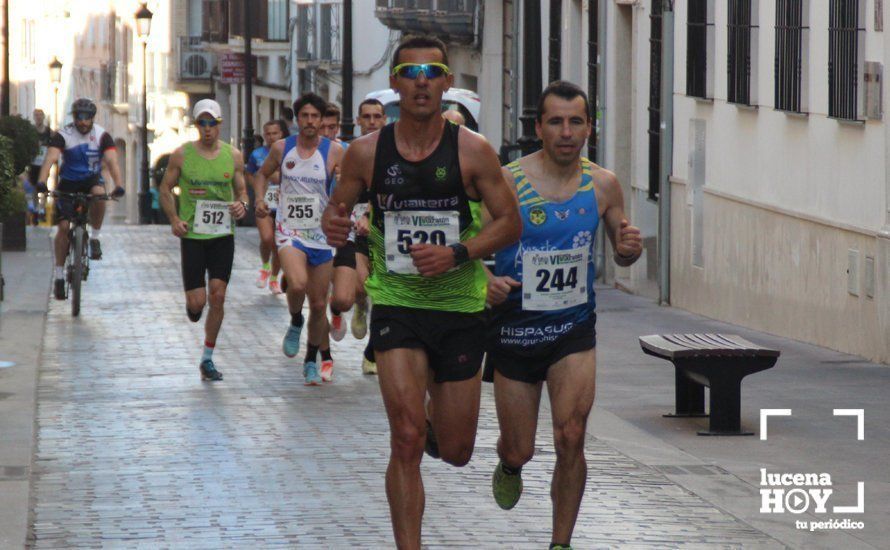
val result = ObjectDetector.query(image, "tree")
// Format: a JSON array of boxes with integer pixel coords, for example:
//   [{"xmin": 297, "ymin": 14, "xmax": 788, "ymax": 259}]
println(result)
[
  {"xmin": 0, "ymin": 135, "xmax": 26, "ymax": 219},
  {"xmin": 0, "ymin": 115, "xmax": 39, "ymax": 175}
]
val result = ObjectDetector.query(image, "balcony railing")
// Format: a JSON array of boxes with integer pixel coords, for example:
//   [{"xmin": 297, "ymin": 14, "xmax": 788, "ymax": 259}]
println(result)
[
  {"xmin": 229, "ymin": 0, "xmax": 289, "ymax": 42},
  {"xmin": 201, "ymin": 0, "xmax": 229, "ymax": 43},
  {"xmin": 375, "ymin": 0, "xmax": 479, "ymax": 45},
  {"xmin": 319, "ymin": 3, "xmax": 341, "ymax": 63},
  {"xmin": 297, "ymin": 4, "xmax": 315, "ymax": 61},
  {"xmin": 180, "ymin": 37, "xmax": 215, "ymax": 80},
  {"xmin": 100, "ymin": 61, "xmax": 128, "ymax": 104}
]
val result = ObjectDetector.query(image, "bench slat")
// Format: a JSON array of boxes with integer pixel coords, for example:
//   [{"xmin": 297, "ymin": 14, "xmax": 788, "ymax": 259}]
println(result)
[{"xmin": 640, "ymin": 333, "xmax": 781, "ymax": 360}]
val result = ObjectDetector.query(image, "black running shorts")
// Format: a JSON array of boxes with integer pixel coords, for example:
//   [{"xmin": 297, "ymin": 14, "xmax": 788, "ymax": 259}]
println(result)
[
  {"xmin": 370, "ymin": 305, "xmax": 486, "ymax": 383},
  {"xmin": 355, "ymin": 235, "xmax": 369, "ymax": 257},
  {"xmin": 180, "ymin": 235, "xmax": 235, "ymax": 291},
  {"xmin": 483, "ymin": 314, "xmax": 597, "ymax": 384},
  {"xmin": 55, "ymin": 177, "xmax": 103, "ymax": 222},
  {"xmin": 333, "ymin": 240, "xmax": 357, "ymax": 269}
]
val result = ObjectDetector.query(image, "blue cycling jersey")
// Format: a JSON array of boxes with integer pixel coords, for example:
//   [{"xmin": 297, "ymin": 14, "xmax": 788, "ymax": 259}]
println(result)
[{"xmin": 49, "ymin": 123, "xmax": 115, "ymax": 182}]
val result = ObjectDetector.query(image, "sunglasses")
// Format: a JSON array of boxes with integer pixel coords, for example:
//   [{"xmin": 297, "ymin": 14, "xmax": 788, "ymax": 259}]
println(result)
[
  {"xmin": 196, "ymin": 118, "xmax": 221, "ymax": 128},
  {"xmin": 73, "ymin": 112, "xmax": 93, "ymax": 121},
  {"xmin": 391, "ymin": 63, "xmax": 451, "ymax": 80}
]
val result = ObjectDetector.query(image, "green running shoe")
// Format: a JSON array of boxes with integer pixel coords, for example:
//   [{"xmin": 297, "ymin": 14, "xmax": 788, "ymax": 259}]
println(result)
[
  {"xmin": 549, "ymin": 545, "xmax": 573, "ymax": 550},
  {"xmin": 492, "ymin": 461, "xmax": 522, "ymax": 510}
]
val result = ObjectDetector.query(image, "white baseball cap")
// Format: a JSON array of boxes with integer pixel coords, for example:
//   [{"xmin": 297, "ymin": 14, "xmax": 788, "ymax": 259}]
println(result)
[{"xmin": 193, "ymin": 99, "xmax": 222, "ymax": 120}]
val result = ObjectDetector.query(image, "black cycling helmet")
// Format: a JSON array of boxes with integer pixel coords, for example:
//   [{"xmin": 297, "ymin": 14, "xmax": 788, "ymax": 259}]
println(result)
[{"xmin": 71, "ymin": 98, "xmax": 97, "ymax": 117}]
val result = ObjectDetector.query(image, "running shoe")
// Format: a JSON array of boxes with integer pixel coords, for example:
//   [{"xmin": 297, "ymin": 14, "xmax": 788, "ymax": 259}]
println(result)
[
  {"xmin": 351, "ymin": 298, "xmax": 368, "ymax": 339},
  {"xmin": 282, "ymin": 324, "xmax": 303, "ymax": 357},
  {"xmin": 255, "ymin": 268, "xmax": 271, "ymax": 288},
  {"xmin": 89, "ymin": 239, "xmax": 102, "ymax": 260},
  {"xmin": 329, "ymin": 313, "xmax": 346, "ymax": 341},
  {"xmin": 303, "ymin": 361, "xmax": 322, "ymax": 386},
  {"xmin": 549, "ymin": 546, "xmax": 573, "ymax": 550},
  {"xmin": 53, "ymin": 278, "xmax": 66, "ymax": 300},
  {"xmin": 424, "ymin": 420, "xmax": 440, "ymax": 459},
  {"xmin": 320, "ymin": 358, "xmax": 334, "ymax": 382},
  {"xmin": 492, "ymin": 461, "xmax": 523, "ymax": 510},
  {"xmin": 361, "ymin": 357, "xmax": 377, "ymax": 375},
  {"xmin": 199, "ymin": 359, "xmax": 224, "ymax": 381},
  {"xmin": 268, "ymin": 279, "xmax": 283, "ymax": 294}
]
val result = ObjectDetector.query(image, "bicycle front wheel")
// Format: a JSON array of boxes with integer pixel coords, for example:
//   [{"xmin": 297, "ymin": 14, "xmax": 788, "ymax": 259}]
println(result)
[{"xmin": 70, "ymin": 226, "xmax": 85, "ymax": 317}]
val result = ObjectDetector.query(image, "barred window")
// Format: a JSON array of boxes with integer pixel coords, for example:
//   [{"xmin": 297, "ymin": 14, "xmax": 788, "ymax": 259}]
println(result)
[
  {"xmin": 775, "ymin": 0, "xmax": 809, "ymax": 113},
  {"xmin": 728, "ymin": 0, "xmax": 759, "ymax": 105},
  {"xmin": 828, "ymin": 0, "xmax": 864, "ymax": 120},
  {"xmin": 686, "ymin": 0, "xmax": 714, "ymax": 99}
]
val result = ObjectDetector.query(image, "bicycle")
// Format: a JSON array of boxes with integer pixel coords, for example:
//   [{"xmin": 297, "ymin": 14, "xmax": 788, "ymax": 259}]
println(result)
[{"xmin": 50, "ymin": 190, "xmax": 118, "ymax": 316}]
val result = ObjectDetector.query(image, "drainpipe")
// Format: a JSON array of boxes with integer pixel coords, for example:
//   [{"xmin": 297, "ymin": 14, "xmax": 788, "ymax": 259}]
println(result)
[
  {"xmin": 518, "ymin": 0, "xmax": 542, "ymax": 156},
  {"xmin": 658, "ymin": 2, "xmax": 674, "ymax": 306},
  {"xmin": 548, "ymin": 0, "xmax": 561, "ymax": 83}
]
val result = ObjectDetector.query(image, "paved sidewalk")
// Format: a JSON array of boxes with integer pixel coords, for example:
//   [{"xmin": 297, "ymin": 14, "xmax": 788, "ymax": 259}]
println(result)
[
  {"xmin": 0, "ymin": 227, "xmax": 51, "ymax": 548},
  {"xmin": 7, "ymin": 225, "xmax": 886, "ymax": 548}
]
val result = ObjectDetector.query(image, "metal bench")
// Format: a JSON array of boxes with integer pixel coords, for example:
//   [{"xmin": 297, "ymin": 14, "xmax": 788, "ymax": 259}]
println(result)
[{"xmin": 639, "ymin": 333, "xmax": 780, "ymax": 436}]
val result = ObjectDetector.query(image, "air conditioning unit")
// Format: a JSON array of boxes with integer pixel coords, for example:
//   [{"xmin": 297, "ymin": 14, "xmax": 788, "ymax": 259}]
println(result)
[{"xmin": 181, "ymin": 52, "xmax": 213, "ymax": 79}]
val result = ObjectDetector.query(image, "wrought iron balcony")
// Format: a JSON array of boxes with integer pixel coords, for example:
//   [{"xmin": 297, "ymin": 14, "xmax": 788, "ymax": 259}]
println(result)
[
  {"xmin": 374, "ymin": 0, "xmax": 480, "ymax": 45},
  {"xmin": 201, "ymin": 0, "xmax": 229, "ymax": 43}
]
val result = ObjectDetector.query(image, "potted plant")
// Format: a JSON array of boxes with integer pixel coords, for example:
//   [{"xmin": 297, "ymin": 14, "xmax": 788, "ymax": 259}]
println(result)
[{"xmin": 0, "ymin": 115, "xmax": 39, "ymax": 251}]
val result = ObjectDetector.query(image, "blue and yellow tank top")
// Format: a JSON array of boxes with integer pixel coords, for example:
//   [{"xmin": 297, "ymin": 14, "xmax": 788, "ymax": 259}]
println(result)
[{"xmin": 491, "ymin": 158, "xmax": 600, "ymax": 346}]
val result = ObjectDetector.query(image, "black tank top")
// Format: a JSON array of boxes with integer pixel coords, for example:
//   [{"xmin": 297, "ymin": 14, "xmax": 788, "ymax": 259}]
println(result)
[{"xmin": 369, "ymin": 121, "xmax": 472, "ymax": 232}]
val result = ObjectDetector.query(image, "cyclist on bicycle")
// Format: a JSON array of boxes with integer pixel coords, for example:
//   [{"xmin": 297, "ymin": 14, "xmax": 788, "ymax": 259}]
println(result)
[{"xmin": 37, "ymin": 98, "xmax": 125, "ymax": 300}]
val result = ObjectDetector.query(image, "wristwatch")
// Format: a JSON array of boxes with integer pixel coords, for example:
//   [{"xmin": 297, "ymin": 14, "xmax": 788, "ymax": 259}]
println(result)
[
  {"xmin": 240, "ymin": 200, "xmax": 249, "ymax": 210},
  {"xmin": 448, "ymin": 243, "xmax": 470, "ymax": 266}
]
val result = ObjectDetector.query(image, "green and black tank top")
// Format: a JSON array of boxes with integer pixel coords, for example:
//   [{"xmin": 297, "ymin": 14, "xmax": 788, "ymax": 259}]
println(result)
[{"xmin": 365, "ymin": 121, "xmax": 486, "ymax": 312}]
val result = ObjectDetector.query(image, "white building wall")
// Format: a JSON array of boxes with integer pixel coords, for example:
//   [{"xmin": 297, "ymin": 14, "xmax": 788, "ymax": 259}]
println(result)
[{"xmin": 670, "ymin": 1, "xmax": 890, "ymax": 363}]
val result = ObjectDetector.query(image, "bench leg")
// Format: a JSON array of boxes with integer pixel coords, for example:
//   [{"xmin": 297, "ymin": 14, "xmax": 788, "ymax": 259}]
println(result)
[
  {"xmin": 698, "ymin": 376, "xmax": 753, "ymax": 436},
  {"xmin": 663, "ymin": 367, "xmax": 708, "ymax": 418}
]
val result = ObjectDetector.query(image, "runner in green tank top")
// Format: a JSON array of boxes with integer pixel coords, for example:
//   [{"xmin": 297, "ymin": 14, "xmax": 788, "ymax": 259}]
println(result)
[
  {"xmin": 321, "ymin": 35, "xmax": 521, "ymax": 549},
  {"xmin": 159, "ymin": 99, "xmax": 249, "ymax": 382},
  {"xmin": 177, "ymin": 141, "xmax": 237, "ymax": 239}
]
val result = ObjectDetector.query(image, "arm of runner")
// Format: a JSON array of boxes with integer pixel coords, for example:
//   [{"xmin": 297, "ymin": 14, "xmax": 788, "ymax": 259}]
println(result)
[
  {"xmin": 160, "ymin": 147, "xmax": 188, "ymax": 237},
  {"xmin": 480, "ymin": 171, "xmax": 522, "ymax": 305},
  {"xmin": 229, "ymin": 148, "xmax": 248, "ymax": 220},
  {"xmin": 327, "ymin": 141, "xmax": 345, "ymax": 195},
  {"xmin": 254, "ymin": 141, "xmax": 282, "ymax": 219},
  {"xmin": 598, "ymin": 169, "xmax": 642, "ymax": 266},
  {"xmin": 323, "ymin": 138, "xmax": 368, "ymax": 247},
  {"xmin": 411, "ymin": 136, "xmax": 522, "ymax": 277},
  {"xmin": 36, "ymin": 146, "xmax": 62, "ymax": 190},
  {"xmin": 102, "ymin": 148, "xmax": 125, "ymax": 196}
]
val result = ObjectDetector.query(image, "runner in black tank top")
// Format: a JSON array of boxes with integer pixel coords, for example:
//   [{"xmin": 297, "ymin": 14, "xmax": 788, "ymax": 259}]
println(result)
[{"xmin": 321, "ymin": 35, "xmax": 521, "ymax": 549}]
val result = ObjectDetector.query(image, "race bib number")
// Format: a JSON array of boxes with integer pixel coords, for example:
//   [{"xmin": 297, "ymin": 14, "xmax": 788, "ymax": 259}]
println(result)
[
  {"xmin": 384, "ymin": 210, "xmax": 460, "ymax": 274},
  {"xmin": 283, "ymin": 194, "xmax": 321, "ymax": 230},
  {"xmin": 192, "ymin": 200, "xmax": 232, "ymax": 236},
  {"xmin": 264, "ymin": 185, "xmax": 279, "ymax": 211},
  {"xmin": 521, "ymin": 247, "xmax": 588, "ymax": 311}
]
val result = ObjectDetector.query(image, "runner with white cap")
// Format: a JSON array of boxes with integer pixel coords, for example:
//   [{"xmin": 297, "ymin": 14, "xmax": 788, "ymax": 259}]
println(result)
[{"xmin": 159, "ymin": 99, "xmax": 249, "ymax": 381}]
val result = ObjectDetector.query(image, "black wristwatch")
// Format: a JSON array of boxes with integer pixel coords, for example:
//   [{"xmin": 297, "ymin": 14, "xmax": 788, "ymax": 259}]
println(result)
[{"xmin": 449, "ymin": 243, "xmax": 470, "ymax": 266}]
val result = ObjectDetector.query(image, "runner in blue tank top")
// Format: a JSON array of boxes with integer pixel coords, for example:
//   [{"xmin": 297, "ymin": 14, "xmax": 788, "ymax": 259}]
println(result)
[{"xmin": 484, "ymin": 81, "xmax": 643, "ymax": 550}]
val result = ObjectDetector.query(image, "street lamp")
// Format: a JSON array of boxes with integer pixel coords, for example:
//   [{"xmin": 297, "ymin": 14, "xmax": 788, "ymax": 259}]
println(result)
[
  {"xmin": 135, "ymin": 2, "xmax": 153, "ymax": 224},
  {"xmin": 49, "ymin": 57, "xmax": 62, "ymax": 128}
]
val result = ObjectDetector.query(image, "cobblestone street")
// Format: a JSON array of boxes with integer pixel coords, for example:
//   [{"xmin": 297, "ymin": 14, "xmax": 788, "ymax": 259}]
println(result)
[{"xmin": 27, "ymin": 227, "xmax": 779, "ymax": 548}]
